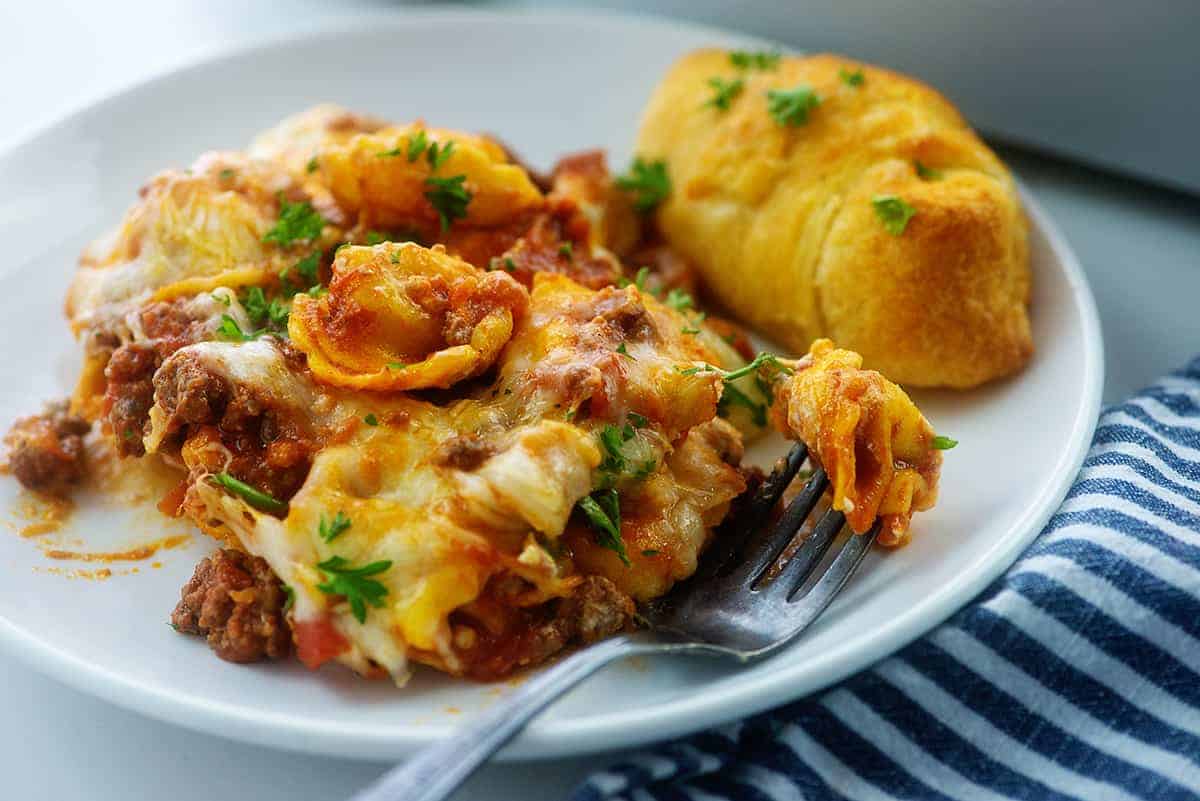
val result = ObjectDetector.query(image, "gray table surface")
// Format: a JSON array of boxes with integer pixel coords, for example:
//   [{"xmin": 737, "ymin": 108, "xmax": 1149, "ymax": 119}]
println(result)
[{"xmin": 4, "ymin": 2, "xmax": 1199, "ymax": 799}]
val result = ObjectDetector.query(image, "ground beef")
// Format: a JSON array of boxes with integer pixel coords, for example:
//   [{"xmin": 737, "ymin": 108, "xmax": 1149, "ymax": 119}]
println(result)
[
  {"xmin": 104, "ymin": 343, "xmax": 158, "ymax": 456},
  {"xmin": 4, "ymin": 400, "xmax": 91, "ymax": 495},
  {"xmin": 171, "ymin": 548, "xmax": 291, "ymax": 663},
  {"xmin": 102, "ymin": 299, "xmax": 219, "ymax": 457},
  {"xmin": 455, "ymin": 575, "xmax": 634, "ymax": 680},
  {"xmin": 433, "ymin": 434, "xmax": 498, "ymax": 471},
  {"xmin": 154, "ymin": 350, "xmax": 315, "ymax": 503}
]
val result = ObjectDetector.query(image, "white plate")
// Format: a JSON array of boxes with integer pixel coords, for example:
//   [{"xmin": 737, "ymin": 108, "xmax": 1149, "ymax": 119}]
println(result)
[{"xmin": 0, "ymin": 10, "xmax": 1103, "ymax": 761}]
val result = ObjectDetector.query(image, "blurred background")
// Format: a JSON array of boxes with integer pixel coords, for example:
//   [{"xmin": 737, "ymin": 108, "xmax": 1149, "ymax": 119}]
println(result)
[{"xmin": 4, "ymin": 0, "xmax": 1199, "ymax": 193}]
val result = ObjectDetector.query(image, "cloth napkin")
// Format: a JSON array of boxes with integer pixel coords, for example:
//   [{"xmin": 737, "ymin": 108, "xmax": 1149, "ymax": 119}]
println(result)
[{"xmin": 573, "ymin": 359, "xmax": 1200, "ymax": 801}]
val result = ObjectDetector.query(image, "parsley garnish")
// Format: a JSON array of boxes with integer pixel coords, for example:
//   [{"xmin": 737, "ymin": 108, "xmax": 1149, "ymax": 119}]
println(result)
[
  {"xmin": 577, "ymin": 490, "xmax": 629, "ymax": 566},
  {"xmin": 618, "ymin": 266, "xmax": 651, "ymax": 290},
  {"xmin": 664, "ymin": 288, "xmax": 694, "ymax": 312},
  {"xmin": 682, "ymin": 326, "xmax": 700, "ymax": 335},
  {"xmin": 364, "ymin": 230, "xmax": 387, "ymax": 246},
  {"xmin": 705, "ymin": 76, "xmax": 744, "ymax": 110},
  {"xmin": 211, "ymin": 292, "xmax": 231, "ymax": 307},
  {"xmin": 730, "ymin": 50, "xmax": 781, "ymax": 71},
  {"xmin": 558, "ymin": 242, "xmax": 574, "ymax": 260},
  {"xmin": 641, "ymin": 549, "xmax": 661, "ymax": 557},
  {"xmin": 489, "ymin": 256, "xmax": 517, "ymax": 273},
  {"xmin": 767, "ymin": 85, "xmax": 821, "ymax": 127},
  {"xmin": 627, "ymin": 412, "xmax": 649, "ymax": 428},
  {"xmin": 616, "ymin": 158, "xmax": 671, "ymax": 213},
  {"xmin": 633, "ymin": 459, "xmax": 657, "ymax": 480},
  {"xmin": 263, "ymin": 195, "xmax": 325, "ymax": 247},
  {"xmin": 211, "ymin": 472, "xmax": 287, "ymax": 514},
  {"xmin": 915, "ymin": 161, "xmax": 943, "ymax": 181},
  {"xmin": 718, "ymin": 383, "xmax": 768, "ymax": 427},
  {"xmin": 364, "ymin": 413, "xmax": 379, "ymax": 426},
  {"xmin": 216, "ymin": 314, "xmax": 262, "ymax": 342},
  {"xmin": 679, "ymin": 352, "xmax": 793, "ymax": 382},
  {"xmin": 294, "ymin": 252, "xmax": 321, "ymax": 284},
  {"xmin": 932, "ymin": 435, "xmax": 958, "ymax": 450},
  {"xmin": 319, "ymin": 511, "xmax": 352, "ymax": 543},
  {"xmin": 305, "ymin": 157, "xmax": 318, "ymax": 174},
  {"xmin": 426, "ymin": 140, "xmax": 455, "ymax": 171},
  {"xmin": 406, "ymin": 130, "xmax": 428, "ymax": 162},
  {"xmin": 242, "ymin": 287, "xmax": 269, "ymax": 325},
  {"xmin": 839, "ymin": 68, "xmax": 865, "ymax": 87},
  {"xmin": 282, "ymin": 584, "xmax": 294, "ymax": 613},
  {"xmin": 872, "ymin": 195, "xmax": 917, "ymax": 235},
  {"xmin": 377, "ymin": 147, "xmax": 404, "ymax": 158},
  {"xmin": 387, "ymin": 362, "xmax": 407, "ymax": 370},
  {"xmin": 219, "ymin": 168, "xmax": 236, "ymax": 180},
  {"xmin": 315, "ymin": 555, "xmax": 392, "ymax": 624},
  {"xmin": 424, "ymin": 175, "xmax": 472, "ymax": 231},
  {"xmin": 598, "ymin": 424, "xmax": 633, "ymax": 476},
  {"xmin": 616, "ymin": 342, "xmax": 636, "ymax": 360}
]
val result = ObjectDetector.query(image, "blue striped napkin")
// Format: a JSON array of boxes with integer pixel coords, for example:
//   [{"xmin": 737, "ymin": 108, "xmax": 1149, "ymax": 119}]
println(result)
[{"xmin": 573, "ymin": 358, "xmax": 1200, "ymax": 800}]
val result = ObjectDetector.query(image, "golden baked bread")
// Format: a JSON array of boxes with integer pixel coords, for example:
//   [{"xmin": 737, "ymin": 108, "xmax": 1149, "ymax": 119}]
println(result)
[{"xmin": 634, "ymin": 49, "xmax": 1032, "ymax": 388}]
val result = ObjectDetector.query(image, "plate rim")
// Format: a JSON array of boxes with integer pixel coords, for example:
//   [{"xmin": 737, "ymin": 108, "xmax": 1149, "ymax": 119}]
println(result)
[{"xmin": 0, "ymin": 8, "xmax": 1105, "ymax": 761}]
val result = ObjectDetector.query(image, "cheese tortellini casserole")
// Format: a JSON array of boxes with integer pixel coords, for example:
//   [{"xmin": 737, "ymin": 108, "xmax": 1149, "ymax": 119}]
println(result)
[{"xmin": 6, "ymin": 69, "xmax": 951, "ymax": 683}]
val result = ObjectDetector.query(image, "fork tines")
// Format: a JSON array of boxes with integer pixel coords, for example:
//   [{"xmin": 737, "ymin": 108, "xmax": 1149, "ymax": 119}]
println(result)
[{"xmin": 721, "ymin": 442, "xmax": 880, "ymax": 604}]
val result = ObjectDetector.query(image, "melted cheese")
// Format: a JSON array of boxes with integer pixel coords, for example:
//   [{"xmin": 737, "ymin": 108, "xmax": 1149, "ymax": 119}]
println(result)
[{"xmin": 771, "ymin": 338, "xmax": 942, "ymax": 544}]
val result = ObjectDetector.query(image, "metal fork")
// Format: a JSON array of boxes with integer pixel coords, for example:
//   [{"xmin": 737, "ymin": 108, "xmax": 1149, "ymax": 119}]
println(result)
[{"xmin": 350, "ymin": 442, "xmax": 880, "ymax": 801}]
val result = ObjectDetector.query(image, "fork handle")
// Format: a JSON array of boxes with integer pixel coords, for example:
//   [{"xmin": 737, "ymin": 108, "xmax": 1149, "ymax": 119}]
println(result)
[{"xmin": 348, "ymin": 635, "xmax": 643, "ymax": 801}]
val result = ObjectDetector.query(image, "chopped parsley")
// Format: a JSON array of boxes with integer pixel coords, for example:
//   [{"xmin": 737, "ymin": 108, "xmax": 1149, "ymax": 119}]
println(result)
[
  {"xmin": 839, "ymin": 68, "xmax": 865, "ymax": 87},
  {"xmin": 211, "ymin": 472, "xmax": 287, "ymax": 514},
  {"xmin": 767, "ymin": 85, "xmax": 821, "ymax": 127},
  {"xmin": 641, "ymin": 549, "xmax": 661, "ymax": 557},
  {"xmin": 424, "ymin": 175, "xmax": 472, "ymax": 231},
  {"xmin": 211, "ymin": 292, "xmax": 231, "ymax": 307},
  {"xmin": 426, "ymin": 140, "xmax": 455, "ymax": 171},
  {"xmin": 932, "ymin": 435, "xmax": 958, "ymax": 450},
  {"xmin": 364, "ymin": 230, "xmax": 387, "ymax": 246},
  {"xmin": 705, "ymin": 76, "xmax": 744, "ymax": 110},
  {"xmin": 407, "ymin": 129, "xmax": 428, "ymax": 162},
  {"xmin": 318, "ymin": 511, "xmax": 352, "ymax": 543},
  {"xmin": 598, "ymin": 423, "xmax": 634, "ymax": 476},
  {"xmin": 243, "ymin": 287, "xmax": 292, "ymax": 331},
  {"xmin": 679, "ymin": 351, "xmax": 793, "ymax": 382},
  {"xmin": 558, "ymin": 242, "xmax": 574, "ymax": 260},
  {"xmin": 618, "ymin": 266, "xmax": 651, "ymax": 291},
  {"xmin": 616, "ymin": 158, "xmax": 671, "ymax": 213},
  {"xmin": 364, "ymin": 413, "xmax": 379, "ymax": 426},
  {"xmin": 305, "ymin": 157, "xmax": 318, "ymax": 174},
  {"xmin": 718, "ymin": 383, "xmax": 768, "ymax": 427},
  {"xmin": 489, "ymin": 256, "xmax": 517, "ymax": 273},
  {"xmin": 262, "ymin": 195, "xmax": 325, "ymax": 247},
  {"xmin": 377, "ymin": 147, "xmax": 404, "ymax": 158},
  {"xmin": 315, "ymin": 555, "xmax": 392, "ymax": 624},
  {"xmin": 872, "ymin": 195, "xmax": 917, "ymax": 236},
  {"xmin": 627, "ymin": 411, "xmax": 649, "ymax": 428},
  {"xmin": 218, "ymin": 168, "xmax": 236, "ymax": 180},
  {"xmin": 664, "ymin": 288, "xmax": 694, "ymax": 312},
  {"xmin": 577, "ymin": 489, "xmax": 629, "ymax": 566},
  {"xmin": 615, "ymin": 342, "xmax": 636, "ymax": 360},
  {"xmin": 216, "ymin": 314, "xmax": 262, "ymax": 342},
  {"xmin": 387, "ymin": 362, "xmax": 407, "ymax": 370},
  {"xmin": 682, "ymin": 326, "xmax": 701, "ymax": 335},
  {"xmin": 294, "ymin": 252, "xmax": 321, "ymax": 285},
  {"xmin": 632, "ymin": 459, "xmax": 657, "ymax": 480},
  {"xmin": 282, "ymin": 584, "xmax": 294, "ymax": 613},
  {"xmin": 730, "ymin": 50, "xmax": 781, "ymax": 71},
  {"xmin": 915, "ymin": 161, "xmax": 943, "ymax": 181}
]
